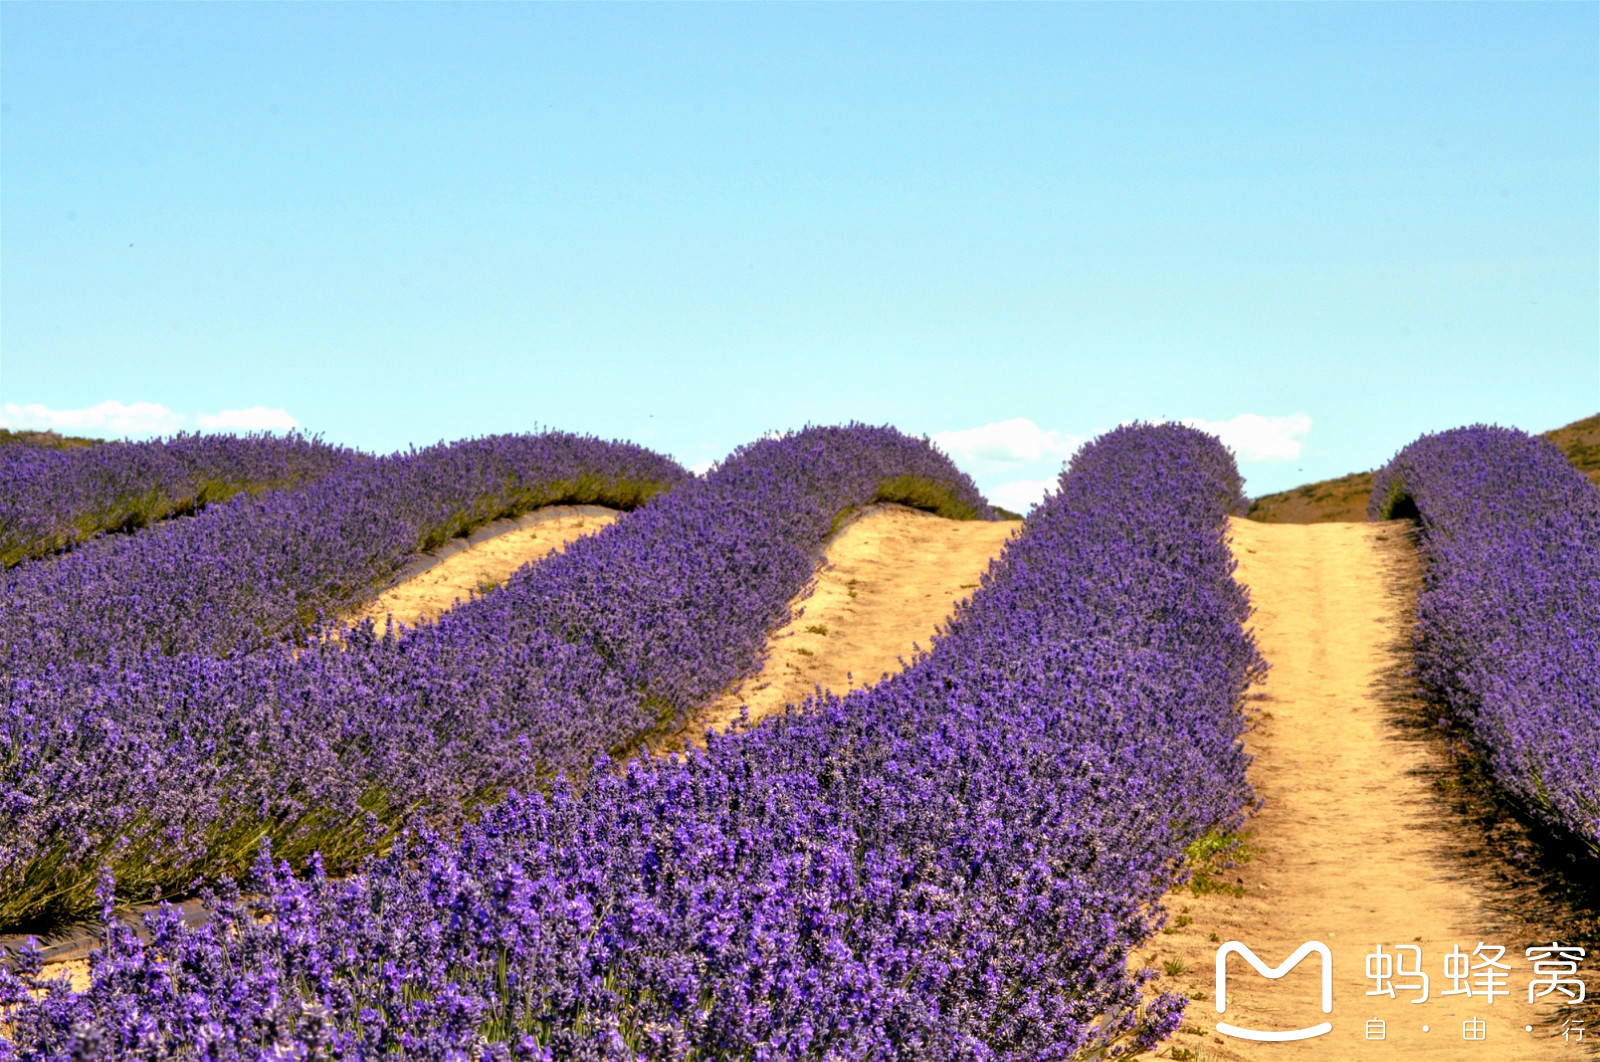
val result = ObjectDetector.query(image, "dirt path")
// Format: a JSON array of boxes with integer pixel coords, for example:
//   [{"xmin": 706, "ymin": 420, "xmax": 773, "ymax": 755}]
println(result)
[
  {"xmin": 681, "ymin": 505, "xmax": 1021, "ymax": 743},
  {"xmin": 344, "ymin": 505, "xmax": 618, "ymax": 632},
  {"xmin": 1146, "ymin": 518, "xmax": 1581, "ymax": 1061}
]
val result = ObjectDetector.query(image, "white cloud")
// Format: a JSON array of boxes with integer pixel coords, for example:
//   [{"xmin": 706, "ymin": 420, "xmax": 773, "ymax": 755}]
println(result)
[
  {"xmin": 1180, "ymin": 413, "xmax": 1312, "ymax": 463},
  {"xmin": 1, "ymin": 400, "xmax": 299, "ymax": 438},
  {"xmin": 1, "ymin": 400, "xmax": 186, "ymax": 437},
  {"xmin": 989, "ymin": 477, "xmax": 1059, "ymax": 514},
  {"xmin": 689, "ymin": 459, "xmax": 716, "ymax": 476},
  {"xmin": 932, "ymin": 419, "xmax": 1081, "ymax": 472},
  {"xmin": 196, "ymin": 406, "xmax": 299, "ymax": 432}
]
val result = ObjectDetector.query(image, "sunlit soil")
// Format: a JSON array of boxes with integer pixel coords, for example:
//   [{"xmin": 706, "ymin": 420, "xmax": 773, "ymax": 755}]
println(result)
[
  {"xmin": 673, "ymin": 503, "xmax": 1021, "ymax": 748},
  {"xmin": 342, "ymin": 506, "xmax": 619, "ymax": 632}
]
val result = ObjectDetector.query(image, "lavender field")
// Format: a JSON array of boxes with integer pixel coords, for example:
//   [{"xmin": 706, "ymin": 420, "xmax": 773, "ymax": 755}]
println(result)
[
  {"xmin": 0, "ymin": 426, "xmax": 983, "ymax": 928},
  {"xmin": 0, "ymin": 422, "xmax": 1258, "ymax": 1059},
  {"xmin": 2, "ymin": 417, "xmax": 1592, "ymax": 1060}
]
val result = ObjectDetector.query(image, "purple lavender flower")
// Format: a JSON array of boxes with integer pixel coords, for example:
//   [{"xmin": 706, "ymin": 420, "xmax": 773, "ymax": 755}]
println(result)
[
  {"xmin": 1371, "ymin": 425, "xmax": 1600, "ymax": 852},
  {"xmin": 0, "ymin": 432, "xmax": 688, "ymax": 673},
  {"xmin": 0, "ymin": 431, "xmax": 355, "ymax": 567}
]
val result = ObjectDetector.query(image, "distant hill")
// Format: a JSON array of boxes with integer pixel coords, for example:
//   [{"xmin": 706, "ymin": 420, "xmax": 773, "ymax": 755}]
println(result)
[
  {"xmin": 0, "ymin": 428, "xmax": 100, "ymax": 450},
  {"xmin": 1544, "ymin": 412, "xmax": 1600, "ymax": 483},
  {"xmin": 1246, "ymin": 413, "xmax": 1600, "ymax": 524}
]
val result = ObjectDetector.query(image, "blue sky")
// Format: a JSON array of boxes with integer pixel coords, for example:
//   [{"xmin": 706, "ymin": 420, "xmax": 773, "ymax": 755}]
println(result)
[{"xmin": 3, "ymin": 2, "xmax": 1595, "ymax": 507}]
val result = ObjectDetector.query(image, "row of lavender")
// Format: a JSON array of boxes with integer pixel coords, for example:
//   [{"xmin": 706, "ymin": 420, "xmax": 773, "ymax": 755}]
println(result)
[
  {"xmin": 0, "ymin": 433, "xmax": 357, "ymax": 567},
  {"xmin": 0, "ymin": 433, "xmax": 687, "ymax": 675},
  {"xmin": 1, "ymin": 423, "xmax": 1257, "ymax": 1060},
  {"xmin": 1371, "ymin": 426, "xmax": 1600, "ymax": 853},
  {"xmin": 0, "ymin": 426, "xmax": 988, "ymax": 927}
]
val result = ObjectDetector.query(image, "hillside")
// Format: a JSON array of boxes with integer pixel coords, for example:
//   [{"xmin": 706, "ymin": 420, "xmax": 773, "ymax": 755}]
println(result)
[
  {"xmin": 1545, "ymin": 411, "xmax": 1600, "ymax": 482},
  {"xmin": 1246, "ymin": 412, "xmax": 1600, "ymax": 523},
  {"xmin": 0, "ymin": 427, "xmax": 100, "ymax": 449}
]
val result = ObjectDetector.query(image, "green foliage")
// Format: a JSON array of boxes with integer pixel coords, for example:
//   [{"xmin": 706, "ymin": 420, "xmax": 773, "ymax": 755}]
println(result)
[
  {"xmin": 1183, "ymin": 829, "xmax": 1251, "ymax": 897},
  {"xmin": 411, "ymin": 474, "xmax": 669, "ymax": 554},
  {"xmin": 0, "ymin": 785, "xmax": 421, "ymax": 930},
  {"xmin": 1370, "ymin": 478, "xmax": 1419, "ymax": 522},
  {"xmin": 872, "ymin": 474, "xmax": 981, "ymax": 520}
]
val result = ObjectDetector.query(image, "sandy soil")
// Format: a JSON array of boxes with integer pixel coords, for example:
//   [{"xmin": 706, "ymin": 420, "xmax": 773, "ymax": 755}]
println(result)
[
  {"xmin": 343, "ymin": 508, "xmax": 618, "ymax": 632},
  {"xmin": 1144, "ymin": 518, "xmax": 1583, "ymax": 1061},
  {"xmin": 681, "ymin": 504, "xmax": 1021, "ymax": 743}
]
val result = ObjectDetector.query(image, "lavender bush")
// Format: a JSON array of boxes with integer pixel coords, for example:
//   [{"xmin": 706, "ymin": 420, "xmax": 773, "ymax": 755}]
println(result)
[
  {"xmin": 0, "ymin": 426, "xmax": 982, "ymax": 927},
  {"xmin": 0, "ymin": 432, "xmax": 356, "ymax": 567},
  {"xmin": 0, "ymin": 433, "xmax": 687, "ymax": 674},
  {"xmin": 1371, "ymin": 426, "xmax": 1600, "ymax": 852},
  {"xmin": 0, "ymin": 423, "xmax": 1256, "ymax": 1060}
]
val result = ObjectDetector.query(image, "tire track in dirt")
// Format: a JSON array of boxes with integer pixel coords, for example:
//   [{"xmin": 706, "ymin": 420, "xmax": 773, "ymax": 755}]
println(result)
[{"xmin": 1143, "ymin": 518, "xmax": 1583, "ymax": 1061}]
